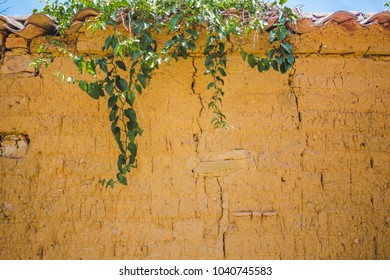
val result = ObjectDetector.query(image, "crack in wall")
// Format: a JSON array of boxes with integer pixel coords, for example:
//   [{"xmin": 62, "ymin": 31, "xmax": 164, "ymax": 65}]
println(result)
[
  {"xmin": 288, "ymin": 66, "xmax": 301, "ymax": 130},
  {"xmin": 320, "ymin": 173, "xmax": 324, "ymax": 191},
  {"xmin": 191, "ymin": 56, "xmax": 204, "ymax": 153},
  {"xmin": 216, "ymin": 177, "xmax": 228, "ymax": 259}
]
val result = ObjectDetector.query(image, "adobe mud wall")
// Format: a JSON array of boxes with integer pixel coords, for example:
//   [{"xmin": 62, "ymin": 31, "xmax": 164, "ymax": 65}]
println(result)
[{"xmin": 0, "ymin": 24, "xmax": 389, "ymax": 259}]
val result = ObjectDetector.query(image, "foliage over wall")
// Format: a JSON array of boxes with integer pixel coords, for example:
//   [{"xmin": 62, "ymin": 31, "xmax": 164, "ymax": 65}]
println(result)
[{"xmin": 32, "ymin": 0, "xmax": 297, "ymax": 187}]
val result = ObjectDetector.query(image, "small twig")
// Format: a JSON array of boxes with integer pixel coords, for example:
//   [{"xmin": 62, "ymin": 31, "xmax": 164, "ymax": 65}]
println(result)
[
  {"xmin": 120, "ymin": 11, "xmax": 129, "ymax": 32},
  {"xmin": 252, "ymin": 30, "xmax": 258, "ymax": 50}
]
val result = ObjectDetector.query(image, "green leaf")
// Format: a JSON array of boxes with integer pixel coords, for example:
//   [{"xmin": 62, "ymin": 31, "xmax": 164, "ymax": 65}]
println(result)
[
  {"xmin": 78, "ymin": 80, "xmax": 88, "ymax": 92},
  {"xmin": 276, "ymin": 26, "xmax": 288, "ymax": 41},
  {"xmin": 172, "ymin": 53, "xmax": 179, "ymax": 61},
  {"xmin": 180, "ymin": 40, "xmax": 188, "ymax": 49},
  {"xmin": 207, "ymin": 82, "xmax": 215, "ymax": 90},
  {"xmin": 112, "ymin": 37, "xmax": 121, "ymax": 56},
  {"xmin": 218, "ymin": 42, "xmax": 225, "ymax": 56},
  {"xmin": 219, "ymin": 57, "xmax": 227, "ymax": 67},
  {"xmin": 271, "ymin": 60, "xmax": 279, "ymax": 71},
  {"xmin": 74, "ymin": 55, "xmax": 84, "ymax": 69},
  {"xmin": 97, "ymin": 58, "xmax": 108, "ymax": 73},
  {"xmin": 104, "ymin": 81, "xmax": 114, "ymax": 96},
  {"xmin": 279, "ymin": 0, "xmax": 288, "ymax": 5},
  {"xmin": 88, "ymin": 82, "xmax": 103, "ymax": 99},
  {"xmin": 179, "ymin": 46, "xmax": 188, "ymax": 59},
  {"xmin": 117, "ymin": 173, "xmax": 127, "ymax": 185},
  {"xmin": 79, "ymin": 81, "xmax": 103, "ymax": 100},
  {"xmin": 268, "ymin": 49, "xmax": 276, "ymax": 58},
  {"xmin": 281, "ymin": 42, "xmax": 293, "ymax": 54},
  {"xmin": 127, "ymin": 130, "xmax": 135, "ymax": 143},
  {"xmin": 248, "ymin": 54, "xmax": 257, "ymax": 68},
  {"xmin": 168, "ymin": 14, "xmax": 181, "ymax": 32},
  {"xmin": 140, "ymin": 32, "xmax": 153, "ymax": 49},
  {"xmin": 280, "ymin": 63, "xmax": 287, "ymax": 74},
  {"xmin": 129, "ymin": 156, "xmax": 136, "ymax": 165},
  {"xmin": 113, "ymin": 126, "xmax": 125, "ymax": 154},
  {"xmin": 276, "ymin": 55, "xmax": 284, "ymax": 65},
  {"xmin": 187, "ymin": 42, "xmax": 196, "ymax": 51},
  {"xmin": 137, "ymin": 74, "xmax": 147, "ymax": 89},
  {"xmin": 206, "ymin": 35, "xmax": 215, "ymax": 47},
  {"xmin": 126, "ymin": 92, "xmax": 135, "ymax": 105},
  {"xmin": 109, "ymin": 105, "xmax": 118, "ymax": 122},
  {"xmin": 257, "ymin": 59, "xmax": 266, "ymax": 72},
  {"xmin": 165, "ymin": 39, "xmax": 176, "ymax": 49},
  {"xmin": 269, "ymin": 29, "xmax": 277, "ymax": 42},
  {"xmin": 218, "ymin": 67, "xmax": 227, "ymax": 77},
  {"xmin": 86, "ymin": 60, "xmax": 96, "ymax": 76},
  {"xmin": 132, "ymin": 50, "xmax": 142, "ymax": 60},
  {"xmin": 130, "ymin": 68, "xmax": 136, "ymax": 82},
  {"xmin": 115, "ymin": 60, "xmax": 127, "ymax": 71},
  {"xmin": 135, "ymin": 84, "xmax": 142, "ymax": 94},
  {"xmin": 264, "ymin": 60, "xmax": 271, "ymax": 71},
  {"xmin": 116, "ymin": 77, "xmax": 128, "ymax": 92},
  {"xmin": 104, "ymin": 35, "xmax": 113, "ymax": 50},
  {"xmin": 124, "ymin": 108, "xmax": 137, "ymax": 125},
  {"xmin": 117, "ymin": 154, "xmax": 126, "ymax": 174},
  {"xmin": 111, "ymin": 116, "xmax": 119, "ymax": 133},
  {"xmin": 128, "ymin": 143, "xmax": 137, "ymax": 156},
  {"xmin": 204, "ymin": 45, "xmax": 214, "ymax": 55},
  {"xmin": 38, "ymin": 45, "xmax": 44, "ymax": 55},
  {"xmin": 281, "ymin": 62, "xmax": 293, "ymax": 73},
  {"xmin": 205, "ymin": 55, "xmax": 214, "ymax": 68},
  {"xmin": 108, "ymin": 95, "xmax": 118, "ymax": 108},
  {"xmin": 245, "ymin": 26, "xmax": 252, "ymax": 38},
  {"xmin": 133, "ymin": 19, "xmax": 143, "ymax": 35},
  {"xmin": 186, "ymin": 29, "xmax": 199, "ymax": 39},
  {"xmin": 241, "ymin": 51, "xmax": 247, "ymax": 61},
  {"xmin": 215, "ymin": 76, "xmax": 225, "ymax": 85},
  {"xmin": 286, "ymin": 54, "xmax": 295, "ymax": 65},
  {"xmin": 107, "ymin": 179, "xmax": 115, "ymax": 188}
]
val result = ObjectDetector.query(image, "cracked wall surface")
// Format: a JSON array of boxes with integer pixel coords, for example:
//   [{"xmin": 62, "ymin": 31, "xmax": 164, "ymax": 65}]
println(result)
[{"xmin": 0, "ymin": 25, "xmax": 389, "ymax": 259}]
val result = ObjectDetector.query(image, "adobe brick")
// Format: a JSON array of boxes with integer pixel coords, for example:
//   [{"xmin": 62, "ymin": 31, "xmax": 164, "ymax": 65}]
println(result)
[{"xmin": 5, "ymin": 36, "xmax": 28, "ymax": 50}]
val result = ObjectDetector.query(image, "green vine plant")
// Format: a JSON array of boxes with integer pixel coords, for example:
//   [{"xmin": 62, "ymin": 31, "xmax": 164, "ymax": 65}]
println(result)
[{"xmin": 31, "ymin": 0, "xmax": 297, "ymax": 188}]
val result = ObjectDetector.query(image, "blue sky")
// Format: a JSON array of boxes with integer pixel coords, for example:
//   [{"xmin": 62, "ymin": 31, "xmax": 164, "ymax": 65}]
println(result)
[{"xmin": 1, "ymin": 0, "xmax": 387, "ymax": 15}]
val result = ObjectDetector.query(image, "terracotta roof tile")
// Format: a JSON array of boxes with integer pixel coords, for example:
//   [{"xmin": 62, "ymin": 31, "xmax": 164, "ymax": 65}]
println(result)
[
  {"xmin": 293, "ymin": 11, "xmax": 390, "ymax": 33},
  {"xmin": 1, "ymin": 13, "xmax": 57, "ymax": 39},
  {"xmin": 293, "ymin": 18, "xmax": 318, "ymax": 33},
  {"xmin": 24, "ymin": 13, "xmax": 58, "ymax": 34},
  {"xmin": 0, "ymin": 8, "xmax": 389, "ymax": 40},
  {"xmin": 5, "ymin": 23, "xmax": 48, "ymax": 39},
  {"xmin": 314, "ymin": 11, "xmax": 358, "ymax": 25},
  {"xmin": 362, "ymin": 11, "xmax": 390, "ymax": 29},
  {"xmin": 0, "ymin": 15, "xmax": 25, "ymax": 31},
  {"xmin": 71, "ymin": 7, "xmax": 101, "ymax": 22},
  {"xmin": 68, "ymin": 8, "xmax": 101, "ymax": 33}
]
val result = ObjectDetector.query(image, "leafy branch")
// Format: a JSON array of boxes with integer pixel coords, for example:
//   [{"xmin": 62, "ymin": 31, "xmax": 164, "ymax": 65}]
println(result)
[{"xmin": 32, "ymin": 0, "xmax": 297, "ymax": 188}]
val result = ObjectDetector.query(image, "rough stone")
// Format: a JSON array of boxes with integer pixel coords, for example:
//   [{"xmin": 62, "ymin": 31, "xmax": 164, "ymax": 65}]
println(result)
[{"xmin": 0, "ymin": 134, "xmax": 29, "ymax": 159}]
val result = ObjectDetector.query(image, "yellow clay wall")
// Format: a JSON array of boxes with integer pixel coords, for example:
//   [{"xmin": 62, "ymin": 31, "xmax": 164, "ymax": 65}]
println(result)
[{"xmin": 0, "ymin": 24, "xmax": 389, "ymax": 259}]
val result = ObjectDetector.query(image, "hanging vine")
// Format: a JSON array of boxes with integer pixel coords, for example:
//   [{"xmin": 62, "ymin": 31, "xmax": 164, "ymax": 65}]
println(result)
[{"xmin": 31, "ymin": 0, "xmax": 297, "ymax": 188}]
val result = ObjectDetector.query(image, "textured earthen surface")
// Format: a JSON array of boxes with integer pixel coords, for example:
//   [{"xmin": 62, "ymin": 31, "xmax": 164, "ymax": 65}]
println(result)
[{"xmin": 0, "ymin": 25, "xmax": 389, "ymax": 259}]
